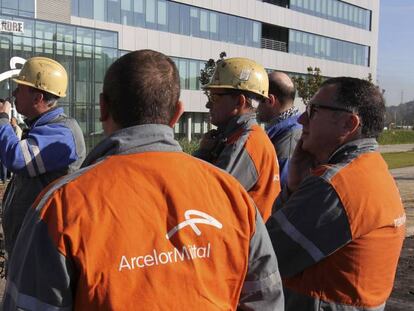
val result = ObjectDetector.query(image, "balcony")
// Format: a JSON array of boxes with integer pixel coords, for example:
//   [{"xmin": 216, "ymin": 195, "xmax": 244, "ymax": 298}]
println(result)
[
  {"xmin": 261, "ymin": 37, "xmax": 287, "ymax": 52},
  {"xmin": 262, "ymin": 0, "xmax": 289, "ymax": 8}
]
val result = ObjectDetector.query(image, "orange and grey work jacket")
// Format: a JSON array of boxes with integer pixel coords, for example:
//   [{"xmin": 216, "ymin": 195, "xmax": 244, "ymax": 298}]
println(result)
[
  {"xmin": 194, "ymin": 113, "xmax": 281, "ymax": 222},
  {"xmin": 3, "ymin": 124, "xmax": 284, "ymax": 311},
  {"xmin": 266, "ymin": 138, "xmax": 406, "ymax": 311}
]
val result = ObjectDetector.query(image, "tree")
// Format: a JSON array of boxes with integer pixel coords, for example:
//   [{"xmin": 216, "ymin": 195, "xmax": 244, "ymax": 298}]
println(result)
[
  {"xmin": 366, "ymin": 73, "xmax": 385, "ymax": 95},
  {"xmin": 366, "ymin": 73, "xmax": 373, "ymax": 83},
  {"xmin": 292, "ymin": 67, "xmax": 323, "ymax": 105},
  {"xmin": 199, "ymin": 51, "xmax": 227, "ymax": 87}
]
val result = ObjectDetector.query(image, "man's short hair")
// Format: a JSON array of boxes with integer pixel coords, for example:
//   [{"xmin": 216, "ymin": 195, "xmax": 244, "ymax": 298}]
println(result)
[
  {"xmin": 321, "ymin": 77, "xmax": 385, "ymax": 138},
  {"xmin": 268, "ymin": 73, "xmax": 296, "ymax": 106},
  {"xmin": 103, "ymin": 49, "xmax": 180, "ymax": 128},
  {"xmin": 29, "ymin": 87, "xmax": 59, "ymax": 107}
]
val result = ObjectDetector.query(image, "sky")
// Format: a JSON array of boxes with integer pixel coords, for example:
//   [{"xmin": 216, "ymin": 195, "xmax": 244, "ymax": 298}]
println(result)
[{"xmin": 377, "ymin": 0, "xmax": 414, "ymax": 106}]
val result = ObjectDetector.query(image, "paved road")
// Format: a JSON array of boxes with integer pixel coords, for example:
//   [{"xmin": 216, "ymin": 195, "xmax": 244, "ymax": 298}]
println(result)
[
  {"xmin": 379, "ymin": 144, "xmax": 414, "ymax": 153},
  {"xmin": 390, "ymin": 166, "xmax": 414, "ymax": 180},
  {"xmin": 390, "ymin": 166, "xmax": 414, "ymax": 237}
]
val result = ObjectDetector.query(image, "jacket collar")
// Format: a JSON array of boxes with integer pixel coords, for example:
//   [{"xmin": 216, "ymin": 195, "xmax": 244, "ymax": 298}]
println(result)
[
  {"xmin": 25, "ymin": 107, "xmax": 63, "ymax": 128},
  {"xmin": 328, "ymin": 138, "xmax": 378, "ymax": 164},
  {"xmin": 82, "ymin": 124, "xmax": 182, "ymax": 167},
  {"xmin": 265, "ymin": 113, "xmax": 301, "ymax": 139},
  {"xmin": 218, "ymin": 112, "xmax": 257, "ymax": 138}
]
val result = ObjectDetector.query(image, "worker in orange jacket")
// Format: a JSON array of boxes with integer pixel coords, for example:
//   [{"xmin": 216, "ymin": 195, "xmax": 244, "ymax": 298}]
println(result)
[
  {"xmin": 266, "ymin": 77, "xmax": 405, "ymax": 310},
  {"xmin": 3, "ymin": 50, "xmax": 284, "ymax": 310},
  {"xmin": 194, "ymin": 58, "xmax": 281, "ymax": 222}
]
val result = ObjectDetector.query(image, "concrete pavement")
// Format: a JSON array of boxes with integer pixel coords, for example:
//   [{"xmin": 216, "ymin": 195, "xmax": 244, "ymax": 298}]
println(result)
[
  {"xmin": 390, "ymin": 167, "xmax": 414, "ymax": 237},
  {"xmin": 379, "ymin": 144, "xmax": 414, "ymax": 153},
  {"xmin": 390, "ymin": 166, "xmax": 414, "ymax": 179}
]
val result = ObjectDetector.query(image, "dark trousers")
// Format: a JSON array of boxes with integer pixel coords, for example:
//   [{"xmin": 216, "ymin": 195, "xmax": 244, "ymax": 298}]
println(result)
[{"xmin": 0, "ymin": 161, "xmax": 7, "ymax": 182}]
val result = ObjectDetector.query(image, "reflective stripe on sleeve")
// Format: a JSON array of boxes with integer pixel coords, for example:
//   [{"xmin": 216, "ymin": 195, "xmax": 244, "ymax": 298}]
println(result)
[
  {"xmin": 19, "ymin": 140, "xmax": 36, "ymax": 177},
  {"xmin": 30, "ymin": 140, "xmax": 46, "ymax": 174},
  {"xmin": 275, "ymin": 211, "xmax": 324, "ymax": 262},
  {"xmin": 7, "ymin": 280, "xmax": 72, "ymax": 311},
  {"xmin": 241, "ymin": 271, "xmax": 281, "ymax": 294}
]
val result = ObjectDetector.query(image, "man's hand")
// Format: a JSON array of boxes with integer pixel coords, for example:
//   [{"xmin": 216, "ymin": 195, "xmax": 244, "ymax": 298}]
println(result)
[
  {"xmin": 199, "ymin": 129, "xmax": 219, "ymax": 151},
  {"xmin": 0, "ymin": 100, "xmax": 12, "ymax": 117},
  {"xmin": 287, "ymin": 138, "xmax": 316, "ymax": 193}
]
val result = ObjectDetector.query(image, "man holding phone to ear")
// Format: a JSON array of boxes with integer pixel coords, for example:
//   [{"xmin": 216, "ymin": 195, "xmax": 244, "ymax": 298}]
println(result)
[
  {"xmin": 267, "ymin": 77, "xmax": 405, "ymax": 311},
  {"xmin": 0, "ymin": 57, "xmax": 85, "ymax": 264}
]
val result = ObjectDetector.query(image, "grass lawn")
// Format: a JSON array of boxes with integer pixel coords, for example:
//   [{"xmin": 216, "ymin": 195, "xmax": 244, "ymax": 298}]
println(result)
[
  {"xmin": 379, "ymin": 130, "xmax": 414, "ymax": 145},
  {"xmin": 382, "ymin": 151, "xmax": 414, "ymax": 169}
]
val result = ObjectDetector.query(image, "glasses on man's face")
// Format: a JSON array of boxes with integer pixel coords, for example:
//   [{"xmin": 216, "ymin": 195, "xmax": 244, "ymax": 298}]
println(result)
[
  {"xmin": 306, "ymin": 103, "xmax": 354, "ymax": 119},
  {"xmin": 206, "ymin": 91, "xmax": 235, "ymax": 104}
]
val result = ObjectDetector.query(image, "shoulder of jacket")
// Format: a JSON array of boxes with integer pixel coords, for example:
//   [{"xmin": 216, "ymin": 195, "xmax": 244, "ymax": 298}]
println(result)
[
  {"xmin": 35, "ymin": 160, "xmax": 104, "ymax": 209},
  {"xmin": 311, "ymin": 159, "xmax": 352, "ymax": 183}
]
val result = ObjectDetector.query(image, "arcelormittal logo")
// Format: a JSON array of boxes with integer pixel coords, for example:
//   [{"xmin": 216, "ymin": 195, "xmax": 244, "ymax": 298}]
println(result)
[{"xmin": 166, "ymin": 210, "xmax": 223, "ymax": 239}]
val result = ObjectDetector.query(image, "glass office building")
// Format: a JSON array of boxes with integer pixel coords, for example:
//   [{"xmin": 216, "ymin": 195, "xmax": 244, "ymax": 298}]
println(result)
[{"xmin": 0, "ymin": 0, "xmax": 379, "ymax": 143}]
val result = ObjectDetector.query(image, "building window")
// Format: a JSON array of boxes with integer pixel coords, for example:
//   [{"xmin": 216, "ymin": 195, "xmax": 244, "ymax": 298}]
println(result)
[
  {"xmin": 79, "ymin": 0, "xmax": 93, "ymax": 19},
  {"xmin": 179, "ymin": 5, "xmax": 190, "ymax": 35},
  {"xmin": 19, "ymin": 0, "xmax": 34, "ymax": 15},
  {"xmin": 95, "ymin": 30, "xmax": 117, "ymax": 48},
  {"xmin": 200, "ymin": 9, "xmax": 209, "ymax": 38},
  {"xmin": 190, "ymin": 7, "xmax": 200, "ymax": 37},
  {"xmin": 288, "ymin": 0, "xmax": 371, "ymax": 30},
  {"xmin": 157, "ymin": 0, "xmax": 167, "ymax": 29},
  {"xmin": 188, "ymin": 60, "xmax": 199, "ymax": 90},
  {"xmin": 108, "ymin": 0, "xmax": 121, "ymax": 23},
  {"xmin": 56, "ymin": 25, "xmax": 75, "ymax": 43},
  {"xmin": 209, "ymin": 12, "xmax": 218, "ymax": 40},
  {"xmin": 3, "ymin": 0, "xmax": 18, "ymax": 10},
  {"xmin": 171, "ymin": 57, "xmax": 204, "ymax": 91},
  {"xmin": 35, "ymin": 21, "xmax": 56, "ymax": 41},
  {"xmin": 93, "ymin": 0, "xmax": 105, "ymax": 21},
  {"xmin": 121, "ymin": 0, "xmax": 133, "ymax": 25},
  {"xmin": 133, "ymin": 0, "xmax": 145, "ymax": 27},
  {"xmin": 145, "ymin": 0, "xmax": 156, "ymax": 27},
  {"xmin": 167, "ymin": 1, "xmax": 180, "ymax": 33},
  {"xmin": 72, "ymin": 0, "xmax": 265, "ymax": 49},
  {"xmin": 76, "ymin": 28, "xmax": 94, "ymax": 45},
  {"xmin": 289, "ymin": 29, "xmax": 369, "ymax": 66}
]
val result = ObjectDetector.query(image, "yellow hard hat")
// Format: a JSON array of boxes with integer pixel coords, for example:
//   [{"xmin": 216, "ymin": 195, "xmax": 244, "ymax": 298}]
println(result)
[
  {"xmin": 203, "ymin": 57, "xmax": 269, "ymax": 99},
  {"xmin": 13, "ymin": 56, "xmax": 67, "ymax": 97}
]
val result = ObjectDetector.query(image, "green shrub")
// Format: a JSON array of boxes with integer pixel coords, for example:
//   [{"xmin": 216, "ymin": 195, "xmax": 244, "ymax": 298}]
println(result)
[
  {"xmin": 378, "ymin": 130, "xmax": 414, "ymax": 145},
  {"xmin": 178, "ymin": 138, "xmax": 200, "ymax": 154}
]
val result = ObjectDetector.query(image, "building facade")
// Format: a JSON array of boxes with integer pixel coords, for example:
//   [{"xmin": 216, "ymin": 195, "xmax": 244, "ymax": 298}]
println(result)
[{"xmin": 0, "ymin": 0, "xmax": 379, "ymax": 145}]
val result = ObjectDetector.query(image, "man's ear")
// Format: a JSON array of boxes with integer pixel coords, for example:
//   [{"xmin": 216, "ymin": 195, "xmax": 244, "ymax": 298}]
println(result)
[
  {"xmin": 236, "ymin": 94, "xmax": 248, "ymax": 110},
  {"xmin": 344, "ymin": 113, "xmax": 361, "ymax": 136},
  {"xmin": 169, "ymin": 101, "xmax": 184, "ymax": 127},
  {"xmin": 268, "ymin": 94, "xmax": 277, "ymax": 108},
  {"xmin": 99, "ymin": 93, "xmax": 109, "ymax": 122},
  {"xmin": 33, "ymin": 91, "xmax": 43, "ymax": 105}
]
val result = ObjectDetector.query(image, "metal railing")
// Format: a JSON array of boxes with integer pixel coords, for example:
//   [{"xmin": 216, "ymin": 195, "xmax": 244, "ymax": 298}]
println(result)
[{"xmin": 261, "ymin": 38, "xmax": 288, "ymax": 52}]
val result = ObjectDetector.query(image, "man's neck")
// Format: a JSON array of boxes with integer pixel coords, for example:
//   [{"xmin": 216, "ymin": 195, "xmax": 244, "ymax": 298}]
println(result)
[
  {"xmin": 318, "ymin": 133, "xmax": 363, "ymax": 165},
  {"xmin": 25, "ymin": 106, "xmax": 57, "ymax": 125}
]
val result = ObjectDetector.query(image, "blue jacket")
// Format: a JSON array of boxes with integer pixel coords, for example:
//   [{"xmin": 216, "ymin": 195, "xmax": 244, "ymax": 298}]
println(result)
[
  {"xmin": 266, "ymin": 114, "xmax": 302, "ymax": 188},
  {"xmin": 0, "ymin": 107, "xmax": 86, "ymax": 256}
]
